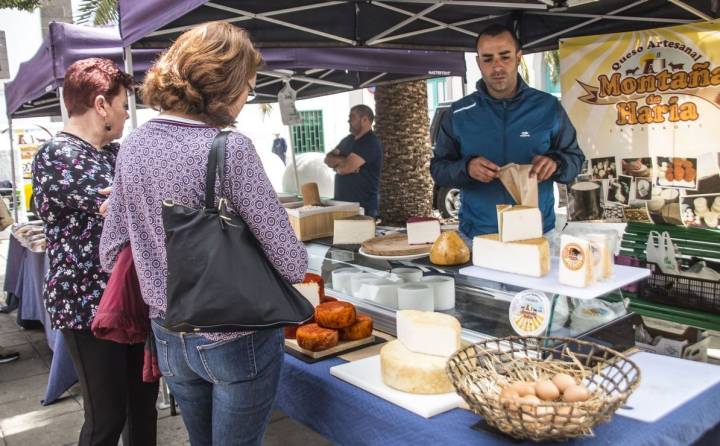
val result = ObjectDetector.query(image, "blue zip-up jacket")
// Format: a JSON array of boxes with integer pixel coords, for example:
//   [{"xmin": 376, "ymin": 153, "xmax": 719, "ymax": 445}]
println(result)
[{"xmin": 430, "ymin": 76, "xmax": 585, "ymax": 238}]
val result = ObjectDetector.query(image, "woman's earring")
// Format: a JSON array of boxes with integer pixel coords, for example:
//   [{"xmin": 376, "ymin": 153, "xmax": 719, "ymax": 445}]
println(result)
[{"xmin": 104, "ymin": 123, "xmax": 112, "ymax": 131}]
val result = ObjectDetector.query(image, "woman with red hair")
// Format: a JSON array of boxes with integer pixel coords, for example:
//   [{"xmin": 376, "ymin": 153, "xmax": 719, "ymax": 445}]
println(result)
[{"xmin": 31, "ymin": 58, "xmax": 158, "ymax": 446}]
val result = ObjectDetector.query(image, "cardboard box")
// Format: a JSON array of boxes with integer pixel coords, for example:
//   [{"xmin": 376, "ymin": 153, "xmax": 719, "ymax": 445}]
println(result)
[{"xmin": 283, "ymin": 200, "xmax": 359, "ymax": 241}]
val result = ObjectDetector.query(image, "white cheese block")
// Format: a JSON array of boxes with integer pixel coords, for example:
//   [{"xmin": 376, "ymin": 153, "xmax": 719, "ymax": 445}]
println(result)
[
  {"xmin": 586, "ymin": 233, "xmax": 613, "ymax": 280},
  {"xmin": 292, "ymin": 282, "xmax": 320, "ymax": 307},
  {"xmin": 396, "ymin": 310, "xmax": 461, "ymax": 357},
  {"xmin": 472, "ymin": 234, "xmax": 550, "ymax": 277},
  {"xmin": 558, "ymin": 234, "xmax": 595, "ymax": 288},
  {"xmin": 380, "ymin": 340, "xmax": 455, "ymax": 394},
  {"xmin": 333, "ymin": 215, "xmax": 376, "ymax": 245},
  {"xmin": 497, "ymin": 205, "xmax": 543, "ymax": 242},
  {"xmin": 406, "ymin": 218, "xmax": 441, "ymax": 245}
]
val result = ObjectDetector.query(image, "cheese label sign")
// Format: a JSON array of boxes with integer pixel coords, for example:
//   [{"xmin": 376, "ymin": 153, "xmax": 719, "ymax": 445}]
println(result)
[
  {"xmin": 562, "ymin": 243, "xmax": 586, "ymax": 271},
  {"xmin": 559, "ymin": 22, "xmax": 720, "ymax": 191},
  {"xmin": 509, "ymin": 290, "xmax": 550, "ymax": 337}
]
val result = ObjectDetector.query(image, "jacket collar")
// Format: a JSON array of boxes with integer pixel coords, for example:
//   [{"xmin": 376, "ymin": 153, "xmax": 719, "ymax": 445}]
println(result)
[{"xmin": 475, "ymin": 74, "xmax": 529, "ymax": 105}]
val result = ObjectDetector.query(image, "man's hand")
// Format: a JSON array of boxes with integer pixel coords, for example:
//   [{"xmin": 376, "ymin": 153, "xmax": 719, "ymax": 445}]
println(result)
[
  {"xmin": 98, "ymin": 187, "xmax": 112, "ymax": 218},
  {"xmin": 530, "ymin": 155, "xmax": 557, "ymax": 182},
  {"xmin": 468, "ymin": 156, "xmax": 500, "ymax": 183}
]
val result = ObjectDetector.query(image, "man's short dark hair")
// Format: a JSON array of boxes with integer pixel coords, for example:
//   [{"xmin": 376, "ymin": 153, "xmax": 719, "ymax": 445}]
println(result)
[
  {"xmin": 351, "ymin": 104, "xmax": 374, "ymax": 124},
  {"xmin": 475, "ymin": 23, "xmax": 520, "ymax": 51}
]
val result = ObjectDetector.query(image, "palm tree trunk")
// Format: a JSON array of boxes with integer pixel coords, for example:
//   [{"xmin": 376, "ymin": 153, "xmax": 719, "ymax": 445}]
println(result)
[{"xmin": 374, "ymin": 80, "xmax": 433, "ymax": 226}]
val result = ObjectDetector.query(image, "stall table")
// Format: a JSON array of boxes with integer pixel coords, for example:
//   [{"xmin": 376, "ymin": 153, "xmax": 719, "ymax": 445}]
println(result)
[
  {"xmin": 2, "ymin": 233, "xmax": 77, "ymax": 405},
  {"xmin": 276, "ymin": 353, "xmax": 720, "ymax": 446}
]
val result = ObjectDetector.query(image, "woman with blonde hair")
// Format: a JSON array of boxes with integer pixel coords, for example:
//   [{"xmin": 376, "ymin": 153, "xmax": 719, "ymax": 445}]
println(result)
[{"xmin": 100, "ymin": 22, "xmax": 307, "ymax": 445}]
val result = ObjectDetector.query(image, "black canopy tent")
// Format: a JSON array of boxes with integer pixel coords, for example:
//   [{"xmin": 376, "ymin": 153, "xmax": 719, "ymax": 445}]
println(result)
[{"xmin": 119, "ymin": 1, "xmax": 718, "ymax": 54}]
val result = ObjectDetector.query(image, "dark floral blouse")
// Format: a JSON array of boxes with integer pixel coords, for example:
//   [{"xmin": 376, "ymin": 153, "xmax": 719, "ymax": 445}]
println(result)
[{"xmin": 31, "ymin": 132, "xmax": 119, "ymax": 330}]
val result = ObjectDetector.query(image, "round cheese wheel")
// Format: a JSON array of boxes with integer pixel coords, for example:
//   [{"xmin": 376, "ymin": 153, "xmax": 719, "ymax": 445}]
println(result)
[
  {"xmin": 380, "ymin": 340, "xmax": 454, "ymax": 394},
  {"xmin": 339, "ymin": 314, "xmax": 373, "ymax": 341},
  {"xmin": 295, "ymin": 323, "xmax": 339, "ymax": 352},
  {"xmin": 284, "ymin": 315, "xmax": 315, "ymax": 340},
  {"xmin": 315, "ymin": 301, "xmax": 356, "ymax": 329}
]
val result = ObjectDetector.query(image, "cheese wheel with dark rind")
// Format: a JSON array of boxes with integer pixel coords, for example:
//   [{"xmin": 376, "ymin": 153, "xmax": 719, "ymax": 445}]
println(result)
[
  {"xmin": 315, "ymin": 301, "xmax": 356, "ymax": 329},
  {"xmin": 339, "ymin": 314, "xmax": 373, "ymax": 341},
  {"xmin": 295, "ymin": 323, "xmax": 339, "ymax": 351}
]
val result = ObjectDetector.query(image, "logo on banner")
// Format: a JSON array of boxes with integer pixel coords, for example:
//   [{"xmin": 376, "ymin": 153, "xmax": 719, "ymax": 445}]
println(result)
[{"xmin": 575, "ymin": 40, "xmax": 720, "ymax": 126}]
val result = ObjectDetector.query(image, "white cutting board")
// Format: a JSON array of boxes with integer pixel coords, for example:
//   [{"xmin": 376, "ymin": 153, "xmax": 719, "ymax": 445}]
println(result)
[
  {"xmin": 330, "ymin": 355, "xmax": 463, "ymax": 418},
  {"xmin": 459, "ymin": 258, "xmax": 649, "ymax": 300},
  {"xmin": 616, "ymin": 352, "xmax": 720, "ymax": 422}
]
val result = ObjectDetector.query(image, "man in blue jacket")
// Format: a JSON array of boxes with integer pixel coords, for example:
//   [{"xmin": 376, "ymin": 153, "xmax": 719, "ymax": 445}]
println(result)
[{"xmin": 431, "ymin": 24, "xmax": 584, "ymax": 239}]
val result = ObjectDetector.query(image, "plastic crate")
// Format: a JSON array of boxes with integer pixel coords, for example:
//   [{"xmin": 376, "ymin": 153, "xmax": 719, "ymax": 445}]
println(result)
[{"xmin": 639, "ymin": 262, "xmax": 720, "ymax": 315}]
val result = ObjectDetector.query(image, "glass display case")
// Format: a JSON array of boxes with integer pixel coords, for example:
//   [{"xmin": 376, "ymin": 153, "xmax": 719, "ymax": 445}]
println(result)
[{"xmin": 306, "ymin": 241, "xmax": 633, "ymax": 345}]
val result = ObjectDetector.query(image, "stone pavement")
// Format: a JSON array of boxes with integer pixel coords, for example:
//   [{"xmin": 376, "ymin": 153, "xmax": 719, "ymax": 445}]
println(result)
[{"xmin": 0, "ymin": 231, "xmax": 332, "ymax": 446}]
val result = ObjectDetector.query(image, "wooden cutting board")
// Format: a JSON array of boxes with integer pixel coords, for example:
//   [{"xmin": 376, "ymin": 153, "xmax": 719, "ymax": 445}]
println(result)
[
  {"xmin": 285, "ymin": 335, "xmax": 376, "ymax": 360},
  {"xmin": 361, "ymin": 233, "xmax": 433, "ymax": 256}
]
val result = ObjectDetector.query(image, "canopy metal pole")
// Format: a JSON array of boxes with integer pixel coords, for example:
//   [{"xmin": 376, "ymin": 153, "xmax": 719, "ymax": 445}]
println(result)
[
  {"xmin": 124, "ymin": 46, "xmax": 138, "ymax": 130},
  {"xmin": 58, "ymin": 87, "xmax": 69, "ymax": 122},
  {"xmin": 6, "ymin": 115, "xmax": 21, "ymax": 222},
  {"xmin": 287, "ymin": 127, "xmax": 301, "ymax": 195}
]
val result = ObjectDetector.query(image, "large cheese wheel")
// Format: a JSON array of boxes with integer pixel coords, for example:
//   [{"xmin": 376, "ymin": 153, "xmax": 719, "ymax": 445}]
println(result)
[
  {"xmin": 339, "ymin": 314, "xmax": 373, "ymax": 341},
  {"xmin": 315, "ymin": 301, "xmax": 356, "ymax": 329},
  {"xmin": 295, "ymin": 323, "xmax": 339, "ymax": 351},
  {"xmin": 380, "ymin": 340, "xmax": 454, "ymax": 394}
]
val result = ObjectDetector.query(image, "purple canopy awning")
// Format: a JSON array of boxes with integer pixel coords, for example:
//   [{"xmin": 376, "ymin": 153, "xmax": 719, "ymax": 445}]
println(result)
[
  {"xmin": 4, "ymin": 21, "xmax": 157, "ymax": 118},
  {"xmin": 118, "ymin": 1, "xmax": 717, "ymax": 54},
  {"xmin": 6, "ymin": 21, "xmax": 465, "ymax": 113}
]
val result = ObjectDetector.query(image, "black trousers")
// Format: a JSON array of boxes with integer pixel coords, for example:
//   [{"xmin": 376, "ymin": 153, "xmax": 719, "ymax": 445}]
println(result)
[{"xmin": 62, "ymin": 329, "xmax": 159, "ymax": 446}]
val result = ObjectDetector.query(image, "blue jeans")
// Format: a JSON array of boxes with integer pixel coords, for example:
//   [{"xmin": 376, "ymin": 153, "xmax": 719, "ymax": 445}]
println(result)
[{"xmin": 151, "ymin": 320, "xmax": 284, "ymax": 446}]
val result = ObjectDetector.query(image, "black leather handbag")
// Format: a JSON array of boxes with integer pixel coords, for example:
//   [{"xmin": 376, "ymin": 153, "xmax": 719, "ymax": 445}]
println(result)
[{"xmin": 161, "ymin": 131, "xmax": 314, "ymax": 332}]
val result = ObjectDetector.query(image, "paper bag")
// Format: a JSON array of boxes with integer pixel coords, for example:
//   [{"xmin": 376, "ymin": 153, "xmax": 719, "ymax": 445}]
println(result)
[{"xmin": 498, "ymin": 163, "xmax": 538, "ymax": 207}]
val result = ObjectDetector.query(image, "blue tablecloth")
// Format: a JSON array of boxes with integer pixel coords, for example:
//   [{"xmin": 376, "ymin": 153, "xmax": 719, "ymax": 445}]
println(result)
[
  {"xmin": 276, "ymin": 354, "xmax": 720, "ymax": 446},
  {"xmin": 3, "ymin": 234, "xmax": 77, "ymax": 405}
]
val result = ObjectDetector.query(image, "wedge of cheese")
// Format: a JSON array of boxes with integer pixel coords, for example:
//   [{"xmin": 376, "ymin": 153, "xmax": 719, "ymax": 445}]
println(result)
[
  {"xmin": 558, "ymin": 234, "xmax": 595, "ymax": 288},
  {"xmin": 586, "ymin": 233, "xmax": 613, "ymax": 281},
  {"xmin": 497, "ymin": 205, "xmax": 542, "ymax": 242},
  {"xmin": 396, "ymin": 310, "xmax": 461, "ymax": 357},
  {"xmin": 380, "ymin": 340, "xmax": 455, "ymax": 394},
  {"xmin": 333, "ymin": 215, "xmax": 375, "ymax": 245},
  {"xmin": 292, "ymin": 282, "xmax": 320, "ymax": 307},
  {"xmin": 406, "ymin": 217, "xmax": 441, "ymax": 245},
  {"xmin": 472, "ymin": 234, "xmax": 550, "ymax": 277}
]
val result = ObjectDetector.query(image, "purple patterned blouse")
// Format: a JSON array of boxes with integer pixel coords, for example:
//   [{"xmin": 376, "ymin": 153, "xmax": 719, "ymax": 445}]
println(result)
[{"xmin": 99, "ymin": 117, "xmax": 307, "ymax": 337}]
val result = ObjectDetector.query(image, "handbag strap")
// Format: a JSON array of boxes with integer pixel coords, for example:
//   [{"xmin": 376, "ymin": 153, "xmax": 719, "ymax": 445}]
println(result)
[{"xmin": 204, "ymin": 131, "xmax": 230, "ymax": 209}]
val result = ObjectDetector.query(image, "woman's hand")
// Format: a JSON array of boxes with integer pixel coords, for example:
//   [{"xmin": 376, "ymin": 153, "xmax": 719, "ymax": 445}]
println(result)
[{"xmin": 98, "ymin": 187, "xmax": 112, "ymax": 218}]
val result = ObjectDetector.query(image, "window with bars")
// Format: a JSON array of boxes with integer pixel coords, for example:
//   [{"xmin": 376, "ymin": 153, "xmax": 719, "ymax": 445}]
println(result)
[{"xmin": 291, "ymin": 110, "xmax": 324, "ymax": 154}]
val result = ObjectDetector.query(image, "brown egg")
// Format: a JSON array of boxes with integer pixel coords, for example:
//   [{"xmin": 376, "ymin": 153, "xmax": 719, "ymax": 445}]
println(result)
[
  {"xmin": 500, "ymin": 387, "xmax": 520, "ymax": 410},
  {"xmin": 518, "ymin": 394, "xmax": 541, "ymax": 412},
  {"xmin": 552, "ymin": 373, "xmax": 577, "ymax": 392},
  {"xmin": 554, "ymin": 405, "xmax": 574, "ymax": 424},
  {"xmin": 535, "ymin": 380, "xmax": 560, "ymax": 401},
  {"xmin": 562, "ymin": 384, "xmax": 590, "ymax": 403},
  {"xmin": 509, "ymin": 381, "xmax": 536, "ymax": 397}
]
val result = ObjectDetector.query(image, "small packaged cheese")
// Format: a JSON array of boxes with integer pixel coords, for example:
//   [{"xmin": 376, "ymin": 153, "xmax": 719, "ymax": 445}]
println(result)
[
  {"xmin": 496, "ymin": 204, "xmax": 543, "ymax": 242},
  {"xmin": 558, "ymin": 235, "xmax": 595, "ymax": 288},
  {"xmin": 396, "ymin": 310, "xmax": 461, "ymax": 357},
  {"xmin": 585, "ymin": 233, "xmax": 613, "ymax": 280}
]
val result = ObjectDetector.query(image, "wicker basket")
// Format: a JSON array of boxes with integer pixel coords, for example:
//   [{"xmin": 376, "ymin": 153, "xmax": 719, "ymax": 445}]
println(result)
[{"xmin": 447, "ymin": 336, "xmax": 640, "ymax": 442}]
